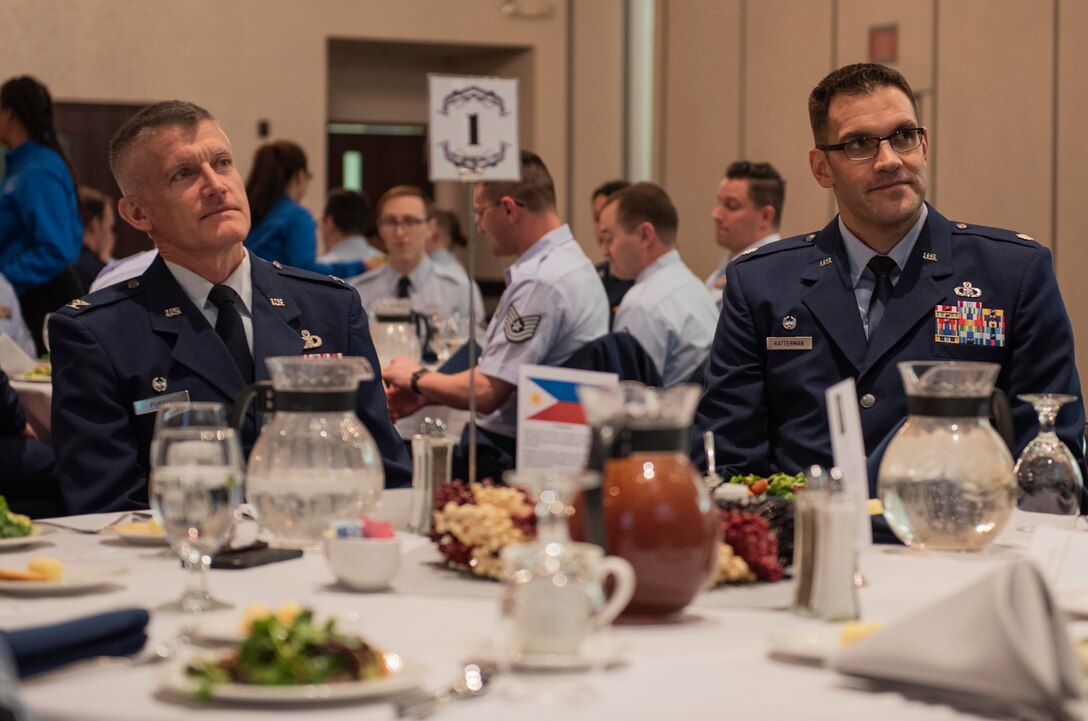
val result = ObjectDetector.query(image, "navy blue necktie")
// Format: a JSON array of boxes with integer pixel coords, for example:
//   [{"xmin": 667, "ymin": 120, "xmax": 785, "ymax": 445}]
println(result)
[
  {"xmin": 208, "ymin": 285, "xmax": 254, "ymax": 382},
  {"xmin": 396, "ymin": 276, "xmax": 411, "ymax": 298},
  {"xmin": 866, "ymin": 255, "xmax": 897, "ymax": 336}
]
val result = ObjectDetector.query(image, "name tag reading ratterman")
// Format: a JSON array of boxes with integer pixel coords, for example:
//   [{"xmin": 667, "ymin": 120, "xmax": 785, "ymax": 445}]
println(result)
[
  {"xmin": 133, "ymin": 390, "xmax": 190, "ymax": 416},
  {"xmin": 767, "ymin": 336, "xmax": 813, "ymax": 351}
]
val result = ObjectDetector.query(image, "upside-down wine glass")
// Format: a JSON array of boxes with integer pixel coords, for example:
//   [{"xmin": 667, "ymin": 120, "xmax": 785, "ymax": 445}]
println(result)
[{"xmin": 1015, "ymin": 394, "xmax": 1083, "ymax": 517}]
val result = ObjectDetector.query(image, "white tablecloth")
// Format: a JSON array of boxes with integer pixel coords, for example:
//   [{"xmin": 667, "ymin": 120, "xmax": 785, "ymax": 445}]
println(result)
[{"xmin": 4, "ymin": 499, "xmax": 1085, "ymax": 721}]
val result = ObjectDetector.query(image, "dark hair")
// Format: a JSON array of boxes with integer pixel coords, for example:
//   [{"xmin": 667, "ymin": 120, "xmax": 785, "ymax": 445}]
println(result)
[
  {"xmin": 592, "ymin": 179, "xmax": 630, "ymax": 201},
  {"xmin": 108, "ymin": 100, "xmax": 213, "ymax": 190},
  {"xmin": 245, "ymin": 140, "xmax": 308, "ymax": 227},
  {"xmin": 431, "ymin": 209, "xmax": 467, "ymax": 248},
  {"xmin": 77, "ymin": 186, "xmax": 111, "ymax": 226},
  {"xmin": 323, "ymin": 188, "xmax": 372, "ymax": 236},
  {"xmin": 808, "ymin": 63, "xmax": 918, "ymax": 143},
  {"xmin": 1, "ymin": 75, "xmax": 76, "ymax": 181},
  {"xmin": 603, "ymin": 182, "xmax": 679, "ymax": 244},
  {"xmin": 725, "ymin": 161, "xmax": 786, "ymax": 228},
  {"xmin": 478, "ymin": 150, "xmax": 556, "ymax": 212},
  {"xmin": 375, "ymin": 184, "xmax": 432, "ymax": 221}
]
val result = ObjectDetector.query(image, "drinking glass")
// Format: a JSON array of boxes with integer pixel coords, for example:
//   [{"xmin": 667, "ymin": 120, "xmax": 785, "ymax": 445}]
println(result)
[
  {"xmin": 149, "ymin": 402, "xmax": 244, "ymax": 612},
  {"xmin": 429, "ymin": 312, "xmax": 470, "ymax": 364},
  {"xmin": 1015, "ymin": 394, "xmax": 1084, "ymax": 516},
  {"xmin": 503, "ymin": 469, "xmax": 600, "ymax": 544}
]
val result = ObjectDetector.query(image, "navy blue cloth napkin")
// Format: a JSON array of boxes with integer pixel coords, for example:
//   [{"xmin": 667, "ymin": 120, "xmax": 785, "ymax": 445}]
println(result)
[{"xmin": 0, "ymin": 608, "xmax": 149, "ymax": 678}]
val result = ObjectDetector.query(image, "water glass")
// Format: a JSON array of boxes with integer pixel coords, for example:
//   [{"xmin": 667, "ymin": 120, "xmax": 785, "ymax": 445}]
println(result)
[{"xmin": 150, "ymin": 402, "xmax": 244, "ymax": 612}]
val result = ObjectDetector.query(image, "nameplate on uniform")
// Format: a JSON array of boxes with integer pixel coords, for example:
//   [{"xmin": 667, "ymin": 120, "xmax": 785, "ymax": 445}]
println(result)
[
  {"xmin": 767, "ymin": 336, "xmax": 813, "ymax": 351},
  {"xmin": 133, "ymin": 390, "xmax": 190, "ymax": 416}
]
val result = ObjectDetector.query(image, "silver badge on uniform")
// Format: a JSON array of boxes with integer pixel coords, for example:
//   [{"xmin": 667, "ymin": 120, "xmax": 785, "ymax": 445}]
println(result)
[
  {"xmin": 302, "ymin": 330, "xmax": 323, "ymax": 350},
  {"xmin": 954, "ymin": 281, "xmax": 982, "ymax": 298},
  {"xmin": 503, "ymin": 304, "xmax": 541, "ymax": 344},
  {"xmin": 152, "ymin": 377, "xmax": 168, "ymax": 392},
  {"xmin": 66, "ymin": 299, "xmax": 90, "ymax": 309},
  {"xmin": 133, "ymin": 390, "xmax": 190, "ymax": 416},
  {"xmin": 782, "ymin": 315, "xmax": 797, "ymax": 330}
]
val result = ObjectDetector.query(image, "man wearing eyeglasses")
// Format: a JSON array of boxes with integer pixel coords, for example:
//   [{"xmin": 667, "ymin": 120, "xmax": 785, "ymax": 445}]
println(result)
[
  {"xmin": 350, "ymin": 185, "xmax": 480, "ymax": 326},
  {"xmin": 694, "ymin": 63, "xmax": 1086, "ymax": 500},
  {"xmin": 383, "ymin": 151, "xmax": 608, "ymax": 481}
]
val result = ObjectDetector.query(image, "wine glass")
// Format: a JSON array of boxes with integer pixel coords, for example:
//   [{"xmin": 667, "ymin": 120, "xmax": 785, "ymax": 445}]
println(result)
[
  {"xmin": 1015, "ymin": 394, "xmax": 1083, "ymax": 516},
  {"xmin": 429, "ymin": 312, "xmax": 470, "ymax": 365},
  {"xmin": 504, "ymin": 469, "xmax": 599, "ymax": 543},
  {"xmin": 149, "ymin": 402, "xmax": 244, "ymax": 612}
]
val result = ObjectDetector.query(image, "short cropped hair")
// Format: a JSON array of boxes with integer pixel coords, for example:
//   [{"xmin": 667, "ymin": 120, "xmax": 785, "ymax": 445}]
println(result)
[
  {"xmin": 432, "ymin": 209, "xmax": 467, "ymax": 248},
  {"xmin": 323, "ymin": 188, "xmax": 372, "ymax": 236},
  {"xmin": 808, "ymin": 63, "xmax": 917, "ymax": 144},
  {"xmin": 478, "ymin": 150, "xmax": 556, "ymax": 213},
  {"xmin": 592, "ymin": 179, "xmax": 630, "ymax": 202},
  {"xmin": 375, "ymin": 185, "xmax": 432, "ymax": 221},
  {"xmin": 77, "ymin": 186, "xmax": 111, "ymax": 226},
  {"xmin": 108, "ymin": 100, "xmax": 213, "ymax": 192},
  {"xmin": 725, "ymin": 161, "xmax": 785, "ymax": 228},
  {"xmin": 603, "ymin": 182, "xmax": 679, "ymax": 245}
]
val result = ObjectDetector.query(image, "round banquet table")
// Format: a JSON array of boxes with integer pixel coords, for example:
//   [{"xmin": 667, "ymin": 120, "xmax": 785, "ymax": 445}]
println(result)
[{"xmin": 4, "ymin": 495, "xmax": 1086, "ymax": 721}]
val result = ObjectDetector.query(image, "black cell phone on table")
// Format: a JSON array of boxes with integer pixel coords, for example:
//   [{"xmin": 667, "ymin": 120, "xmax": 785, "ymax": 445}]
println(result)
[{"xmin": 208, "ymin": 543, "xmax": 303, "ymax": 569}]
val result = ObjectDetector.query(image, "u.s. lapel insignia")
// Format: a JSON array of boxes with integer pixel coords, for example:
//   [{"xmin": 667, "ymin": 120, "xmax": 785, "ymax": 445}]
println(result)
[
  {"xmin": 818, "ymin": 257, "xmax": 832, "ymax": 267},
  {"xmin": 954, "ymin": 281, "xmax": 982, "ymax": 298},
  {"xmin": 152, "ymin": 377, "xmax": 168, "ymax": 392},
  {"xmin": 504, "ymin": 304, "xmax": 542, "ymax": 344},
  {"xmin": 66, "ymin": 299, "xmax": 90, "ymax": 309},
  {"xmin": 270, "ymin": 298, "xmax": 285, "ymax": 307},
  {"xmin": 922, "ymin": 252, "xmax": 938, "ymax": 262},
  {"xmin": 164, "ymin": 307, "xmax": 182, "ymax": 317},
  {"xmin": 302, "ymin": 330, "xmax": 323, "ymax": 350},
  {"xmin": 782, "ymin": 315, "xmax": 797, "ymax": 331}
]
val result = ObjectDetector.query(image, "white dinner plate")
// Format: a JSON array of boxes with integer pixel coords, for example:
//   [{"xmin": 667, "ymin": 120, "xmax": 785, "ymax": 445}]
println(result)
[
  {"xmin": 469, "ymin": 636, "xmax": 629, "ymax": 672},
  {"xmin": 184, "ymin": 610, "xmax": 363, "ymax": 646},
  {"xmin": 0, "ymin": 526, "xmax": 55, "ymax": 550},
  {"xmin": 160, "ymin": 652, "xmax": 424, "ymax": 702},
  {"xmin": 766, "ymin": 626, "xmax": 841, "ymax": 666},
  {"xmin": 103, "ymin": 523, "xmax": 169, "ymax": 546},
  {"xmin": 0, "ymin": 563, "xmax": 126, "ymax": 595}
]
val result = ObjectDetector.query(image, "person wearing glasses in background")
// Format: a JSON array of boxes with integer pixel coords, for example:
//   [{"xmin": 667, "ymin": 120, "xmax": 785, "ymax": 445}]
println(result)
[
  {"xmin": 350, "ymin": 186, "xmax": 480, "ymax": 330},
  {"xmin": 694, "ymin": 63, "xmax": 1086, "ymax": 504}
]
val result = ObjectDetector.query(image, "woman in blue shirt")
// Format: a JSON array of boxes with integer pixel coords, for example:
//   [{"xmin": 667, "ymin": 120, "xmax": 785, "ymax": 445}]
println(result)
[
  {"xmin": 0, "ymin": 76, "xmax": 82, "ymax": 354},
  {"xmin": 243, "ymin": 141, "xmax": 370, "ymax": 279}
]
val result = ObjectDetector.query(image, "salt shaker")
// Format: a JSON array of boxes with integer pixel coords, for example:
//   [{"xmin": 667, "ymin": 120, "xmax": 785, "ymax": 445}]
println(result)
[
  {"xmin": 792, "ymin": 465, "xmax": 860, "ymax": 621},
  {"xmin": 408, "ymin": 417, "xmax": 452, "ymax": 534}
]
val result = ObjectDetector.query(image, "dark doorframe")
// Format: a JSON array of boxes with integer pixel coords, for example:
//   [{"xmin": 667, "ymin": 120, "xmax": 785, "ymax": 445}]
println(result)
[{"xmin": 326, "ymin": 122, "xmax": 433, "ymax": 208}]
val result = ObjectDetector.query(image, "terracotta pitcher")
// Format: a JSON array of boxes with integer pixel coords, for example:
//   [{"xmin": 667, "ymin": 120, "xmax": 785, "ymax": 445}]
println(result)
[{"xmin": 574, "ymin": 383, "xmax": 720, "ymax": 620}]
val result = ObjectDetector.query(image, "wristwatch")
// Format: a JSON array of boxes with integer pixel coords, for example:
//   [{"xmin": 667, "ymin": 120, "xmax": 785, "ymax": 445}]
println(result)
[{"xmin": 410, "ymin": 368, "xmax": 431, "ymax": 395}]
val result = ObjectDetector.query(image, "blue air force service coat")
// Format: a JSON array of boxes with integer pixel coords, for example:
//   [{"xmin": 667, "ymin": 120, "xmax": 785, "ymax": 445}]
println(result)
[
  {"xmin": 50, "ymin": 255, "xmax": 411, "ymax": 514},
  {"xmin": 693, "ymin": 204, "xmax": 1086, "ymax": 493}
]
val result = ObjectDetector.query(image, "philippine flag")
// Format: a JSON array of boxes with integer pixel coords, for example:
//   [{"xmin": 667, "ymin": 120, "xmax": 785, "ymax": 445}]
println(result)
[{"xmin": 524, "ymin": 376, "xmax": 589, "ymax": 425}]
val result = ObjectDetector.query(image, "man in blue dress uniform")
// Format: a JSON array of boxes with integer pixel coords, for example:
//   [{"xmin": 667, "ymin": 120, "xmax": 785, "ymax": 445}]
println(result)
[
  {"xmin": 694, "ymin": 63, "xmax": 1086, "ymax": 494},
  {"xmin": 49, "ymin": 101, "xmax": 410, "ymax": 514}
]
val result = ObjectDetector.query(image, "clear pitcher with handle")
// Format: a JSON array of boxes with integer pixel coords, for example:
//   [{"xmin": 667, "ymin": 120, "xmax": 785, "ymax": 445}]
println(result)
[
  {"xmin": 370, "ymin": 298, "xmax": 423, "ymax": 367},
  {"xmin": 233, "ymin": 356, "xmax": 383, "ymax": 547}
]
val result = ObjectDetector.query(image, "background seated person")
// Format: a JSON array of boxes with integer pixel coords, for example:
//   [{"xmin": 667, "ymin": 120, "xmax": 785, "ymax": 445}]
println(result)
[
  {"xmin": 49, "ymin": 100, "xmax": 410, "ymax": 514},
  {"xmin": 317, "ymin": 188, "xmax": 384, "ymax": 266}
]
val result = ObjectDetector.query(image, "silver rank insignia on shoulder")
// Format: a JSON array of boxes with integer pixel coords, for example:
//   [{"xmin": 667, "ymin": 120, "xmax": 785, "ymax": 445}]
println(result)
[
  {"xmin": 273, "ymin": 261, "xmax": 283, "ymax": 269},
  {"xmin": 806, "ymin": 233, "xmax": 817, "ymax": 241},
  {"xmin": 152, "ymin": 377, "xmax": 168, "ymax": 392},
  {"xmin": 164, "ymin": 307, "xmax": 181, "ymax": 317},
  {"xmin": 954, "ymin": 281, "xmax": 982, "ymax": 298},
  {"xmin": 66, "ymin": 299, "xmax": 90, "ymax": 309},
  {"xmin": 739, "ymin": 246, "xmax": 759, "ymax": 257},
  {"xmin": 819, "ymin": 257, "xmax": 832, "ymax": 267},
  {"xmin": 504, "ymin": 304, "xmax": 542, "ymax": 344},
  {"xmin": 922, "ymin": 252, "xmax": 938, "ymax": 262},
  {"xmin": 302, "ymin": 330, "xmax": 323, "ymax": 349},
  {"xmin": 270, "ymin": 298, "xmax": 285, "ymax": 307},
  {"xmin": 1016, "ymin": 233, "xmax": 1034, "ymax": 241},
  {"xmin": 329, "ymin": 275, "xmax": 344, "ymax": 284},
  {"xmin": 127, "ymin": 279, "xmax": 140, "ymax": 289},
  {"xmin": 782, "ymin": 315, "xmax": 797, "ymax": 330}
]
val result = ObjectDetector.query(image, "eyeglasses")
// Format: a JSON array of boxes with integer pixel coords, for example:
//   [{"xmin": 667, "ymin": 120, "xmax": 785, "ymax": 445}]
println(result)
[
  {"xmin": 472, "ymin": 198, "xmax": 525, "ymax": 223},
  {"xmin": 377, "ymin": 216, "xmax": 427, "ymax": 232},
  {"xmin": 817, "ymin": 127, "xmax": 926, "ymax": 161}
]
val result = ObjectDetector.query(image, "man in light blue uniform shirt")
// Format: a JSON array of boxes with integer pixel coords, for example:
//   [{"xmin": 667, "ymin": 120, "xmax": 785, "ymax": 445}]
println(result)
[
  {"xmin": 598, "ymin": 183, "xmax": 717, "ymax": 386},
  {"xmin": 317, "ymin": 188, "xmax": 384, "ymax": 266},
  {"xmin": 383, "ymin": 151, "xmax": 608, "ymax": 478}
]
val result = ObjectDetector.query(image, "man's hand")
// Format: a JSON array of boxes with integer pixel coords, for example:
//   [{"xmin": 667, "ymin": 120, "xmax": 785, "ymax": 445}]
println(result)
[
  {"xmin": 386, "ymin": 385, "xmax": 426, "ymax": 421},
  {"xmin": 23, "ymin": 423, "xmax": 38, "ymax": 440},
  {"xmin": 382, "ymin": 356, "xmax": 422, "ymax": 392}
]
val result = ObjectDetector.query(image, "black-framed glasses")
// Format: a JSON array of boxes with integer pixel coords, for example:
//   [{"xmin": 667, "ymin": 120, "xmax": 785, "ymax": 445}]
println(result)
[
  {"xmin": 472, "ymin": 198, "xmax": 526, "ymax": 223},
  {"xmin": 817, "ymin": 127, "xmax": 926, "ymax": 161}
]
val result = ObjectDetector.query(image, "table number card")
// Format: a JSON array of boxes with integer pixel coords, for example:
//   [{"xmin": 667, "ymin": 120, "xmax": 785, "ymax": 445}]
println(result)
[
  {"xmin": 428, "ymin": 75, "xmax": 521, "ymax": 181},
  {"xmin": 826, "ymin": 378, "xmax": 874, "ymax": 548},
  {"xmin": 516, "ymin": 365, "xmax": 618, "ymax": 472}
]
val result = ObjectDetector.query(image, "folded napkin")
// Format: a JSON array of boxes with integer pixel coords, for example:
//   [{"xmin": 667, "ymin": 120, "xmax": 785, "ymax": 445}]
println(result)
[
  {"xmin": 831, "ymin": 559, "xmax": 1083, "ymax": 721},
  {"xmin": 0, "ymin": 608, "xmax": 149, "ymax": 678}
]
